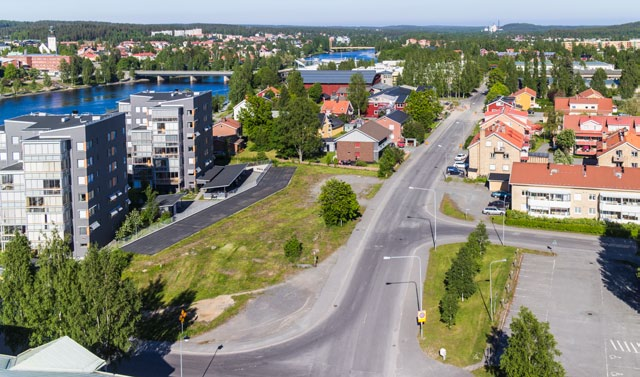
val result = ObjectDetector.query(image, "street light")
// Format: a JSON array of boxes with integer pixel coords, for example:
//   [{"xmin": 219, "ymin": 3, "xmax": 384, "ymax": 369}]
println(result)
[
  {"xmin": 489, "ymin": 259, "xmax": 507, "ymax": 322},
  {"xmin": 500, "ymin": 198, "xmax": 507, "ymax": 245},
  {"xmin": 383, "ymin": 255, "xmax": 424, "ymax": 338},
  {"xmin": 408, "ymin": 186, "xmax": 436, "ymax": 250}
]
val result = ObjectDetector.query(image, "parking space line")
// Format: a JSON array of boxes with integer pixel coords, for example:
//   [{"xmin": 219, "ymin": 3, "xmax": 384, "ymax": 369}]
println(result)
[
  {"xmin": 611, "ymin": 339, "xmax": 618, "ymax": 351},
  {"xmin": 624, "ymin": 341, "xmax": 632, "ymax": 353},
  {"xmin": 631, "ymin": 342, "xmax": 638, "ymax": 353}
]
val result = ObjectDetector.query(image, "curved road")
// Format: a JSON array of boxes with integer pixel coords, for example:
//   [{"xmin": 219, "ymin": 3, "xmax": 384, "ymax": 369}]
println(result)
[{"xmin": 119, "ymin": 89, "xmax": 631, "ymax": 377}]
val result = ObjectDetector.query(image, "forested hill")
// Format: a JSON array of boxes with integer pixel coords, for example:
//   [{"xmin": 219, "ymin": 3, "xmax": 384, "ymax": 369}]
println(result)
[{"xmin": 501, "ymin": 21, "xmax": 640, "ymax": 39}]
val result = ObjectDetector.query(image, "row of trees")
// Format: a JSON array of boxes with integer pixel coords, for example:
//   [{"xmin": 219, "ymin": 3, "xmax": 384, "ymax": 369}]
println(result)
[
  {"xmin": 0, "ymin": 233, "xmax": 141, "ymax": 362},
  {"xmin": 439, "ymin": 222, "xmax": 489, "ymax": 327},
  {"xmin": 115, "ymin": 186, "xmax": 161, "ymax": 240}
]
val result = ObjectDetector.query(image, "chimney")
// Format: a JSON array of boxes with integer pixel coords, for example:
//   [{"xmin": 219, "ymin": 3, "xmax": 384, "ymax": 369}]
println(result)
[
  {"xmin": 547, "ymin": 162, "xmax": 550, "ymax": 170},
  {"xmin": 583, "ymin": 164, "xmax": 587, "ymax": 177}
]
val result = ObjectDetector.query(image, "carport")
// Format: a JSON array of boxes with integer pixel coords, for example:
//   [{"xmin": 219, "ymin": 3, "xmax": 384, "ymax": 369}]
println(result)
[
  {"xmin": 154, "ymin": 193, "xmax": 184, "ymax": 216},
  {"xmin": 487, "ymin": 173, "xmax": 510, "ymax": 191},
  {"xmin": 197, "ymin": 164, "xmax": 250, "ymax": 199}
]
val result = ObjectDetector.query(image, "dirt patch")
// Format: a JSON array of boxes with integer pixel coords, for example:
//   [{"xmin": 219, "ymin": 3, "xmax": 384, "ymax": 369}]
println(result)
[
  {"xmin": 193, "ymin": 295, "xmax": 235, "ymax": 322},
  {"xmin": 310, "ymin": 175, "xmax": 383, "ymax": 208}
]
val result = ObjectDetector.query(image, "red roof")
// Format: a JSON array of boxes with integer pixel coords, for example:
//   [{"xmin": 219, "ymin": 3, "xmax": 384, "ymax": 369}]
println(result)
[
  {"xmin": 555, "ymin": 95, "xmax": 614, "ymax": 115},
  {"xmin": 598, "ymin": 130, "xmax": 640, "ymax": 157},
  {"xmin": 578, "ymin": 88, "xmax": 605, "ymax": 98},
  {"xmin": 321, "ymin": 100, "xmax": 353, "ymax": 115},
  {"xmin": 484, "ymin": 121, "xmax": 527, "ymax": 148},
  {"xmin": 510, "ymin": 162, "xmax": 640, "ymax": 191},
  {"xmin": 214, "ymin": 118, "xmax": 241, "ymax": 130},
  {"xmin": 563, "ymin": 115, "xmax": 640, "ymax": 135},
  {"xmin": 511, "ymin": 87, "xmax": 536, "ymax": 97}
]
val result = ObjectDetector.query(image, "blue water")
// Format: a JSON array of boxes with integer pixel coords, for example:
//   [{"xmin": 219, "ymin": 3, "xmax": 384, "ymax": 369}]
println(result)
[
  {"xmin": 0, "ymin": 77, "xmax": 229, "ymax": 123},
  {"xmin": 306, "ymin": 49, "xmax": 377, "ymax": 63}
]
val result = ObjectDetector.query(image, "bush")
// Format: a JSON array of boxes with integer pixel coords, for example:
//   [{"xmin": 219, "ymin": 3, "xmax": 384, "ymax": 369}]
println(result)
[
  {"xmin": 318, "ymin": 179, "xmax": 361, "ymax": 226},
  {"xmin": 284, "ymin": 235, "xmax": 303, "ymax": 262},
  {"xmin": 439, "ymin": 291, "xmax": 459, "ymax": 327},
  {"xmin": 355, "ymin": 160, "xmax": 367, "ymax": 167}
]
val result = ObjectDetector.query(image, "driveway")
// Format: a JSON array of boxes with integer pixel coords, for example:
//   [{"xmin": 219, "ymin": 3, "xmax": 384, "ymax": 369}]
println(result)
[{"xmin": 122, "ymin": 167, "xmax": 296, "ymax": 255}]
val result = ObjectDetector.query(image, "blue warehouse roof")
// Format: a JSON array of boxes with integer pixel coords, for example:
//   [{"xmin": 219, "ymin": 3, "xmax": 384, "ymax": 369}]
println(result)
[{"xmin": 298, "ymin": 70, "xmax": 378, "ymax": 85}]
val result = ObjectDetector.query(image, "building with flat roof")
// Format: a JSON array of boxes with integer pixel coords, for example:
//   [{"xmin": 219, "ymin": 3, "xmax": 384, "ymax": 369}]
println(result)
[
  {"xmin": 118, "ymin": 90, "xmax": 214, "ymax": 192},
  {"xmin": 0, "ymin": 112, "xmax": 128, "ymax": 257}
]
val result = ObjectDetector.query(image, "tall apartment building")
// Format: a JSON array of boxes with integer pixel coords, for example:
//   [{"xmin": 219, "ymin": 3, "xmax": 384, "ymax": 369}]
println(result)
[
  {"xmin": 0, "ymin": 113, "xmax": 128, "ymax": 257},
  {"xmin": 118, "ymin": 90, "xmax": 213, "ymax": 192}
]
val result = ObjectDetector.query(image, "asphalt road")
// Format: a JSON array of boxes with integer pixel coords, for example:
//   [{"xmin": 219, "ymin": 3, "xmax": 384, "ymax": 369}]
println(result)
[
  {"xmin": 117, "ymin": 89, "xmax": 640, "ymax": 377},
  {"xmin": 121, "ymin": 166, "xmax": 296, "ymax": 255}
]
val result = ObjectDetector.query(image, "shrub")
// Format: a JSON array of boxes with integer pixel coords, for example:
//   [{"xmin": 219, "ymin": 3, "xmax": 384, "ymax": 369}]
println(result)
[
  {"xmin": 284, "ymin": 235, "xmax": 303, "ymax": 262},
  {"xmin": 439, "ymin": 291, "xmax": 459, "ymax": 327},
  {"xmin": 355, "ymin": 160, "xmax": 367, "ymax": 167}
]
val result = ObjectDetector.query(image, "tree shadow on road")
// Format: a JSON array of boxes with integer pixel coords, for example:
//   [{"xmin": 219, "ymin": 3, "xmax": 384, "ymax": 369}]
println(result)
[{"xmin": 597, "ymin": 223, "xmax": 640, "ymax": 314}]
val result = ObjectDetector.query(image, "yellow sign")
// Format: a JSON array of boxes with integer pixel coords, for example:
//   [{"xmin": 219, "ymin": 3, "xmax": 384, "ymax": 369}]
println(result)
[
  {"xmin": 179, "ymin": 309, "xmax": 187, "ymax": 323},
  {"xmin": 417, "ymin": 310, "xmax": 426, "ymax": 324}
]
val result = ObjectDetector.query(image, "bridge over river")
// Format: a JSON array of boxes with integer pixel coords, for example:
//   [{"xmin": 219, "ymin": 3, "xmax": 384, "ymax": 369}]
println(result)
[{"xmin": 134, "ymin": 70, "xmax": 233, "ymax": 83}]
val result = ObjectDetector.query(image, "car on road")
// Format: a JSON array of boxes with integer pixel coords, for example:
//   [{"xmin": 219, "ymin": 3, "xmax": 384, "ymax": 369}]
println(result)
[
  {"xmin": 454, "ymin": 153, "xmax": 468, "ymax": 161},
  {"xmin": 453, "ymin": 161, "xmax": 469, "ymax": 170},
  {"xmin": 491, "ymin": 191, "xmax": 511, "ymax": 200},
  {"xmin": 482, "ymin": 206, "xmax": 506, "ymax": 215},
  {"xmin": 446, "ymin": 166, "xmax": 464, "ymax": 175}
]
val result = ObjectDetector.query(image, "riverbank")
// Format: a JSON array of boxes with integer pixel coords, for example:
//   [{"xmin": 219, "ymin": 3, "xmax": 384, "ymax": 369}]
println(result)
[{"xmin": 0, "ymin": 78, "xmax": 151, "ymax": 102}]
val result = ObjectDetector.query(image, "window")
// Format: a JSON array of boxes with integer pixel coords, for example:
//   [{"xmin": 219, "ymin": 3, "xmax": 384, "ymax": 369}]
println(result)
[
  {"xmin": 616, "ymin": 150, "xmax": 623, "ymax": 157},
  {"xmin": 77, "ymin": 159, "xmax": 86, "ymax": 168},
  {"xmin": 574, "ymin": 193, "xmax": 582, "ymax": 201},
  {"xmin": 79, "ymin": 210, "xmax": 88, "ymax": 219},
  {"xmin": 633, "ymin": 151, "xmax": 639, "ymax": 157},
  {"xmin": 79, "ymin": 193, "xmax": 87, "ymax": 202},
  {"xmin": 489, "ymin": 153, "xmax": 496, "ymax": 159},
  {"xmin": 588, "ymin": 194, "xmax": 597, "ymax": 201},
  {"xmin": 489, "ymin": 164, "xmax": 496, "ymax": 171},
  {"xmin": 355, "ymin": 142, "xmax": 361, "ymax": 148},
  {"xmin": 78, "ymin": 176, "xmax": 87, "ymax": 185},
  {"xmin": 0, "ymin": 153, "xmax": 6, "ymax": 161},
  {"xmin": 633, "ymin": 163, "xmax": 638, "ymax": 168},
  {"xmin": 12, "ymin": 152, "xmax": 19, "ymax": 160},
  {"xmin": 12, "ymin": 136, "xmax": 19, "ymax": 145},
  {"xmin": 77, "ymin": 142, "xmax": 85, "ymax": 151},
  {"xmin": 485, "ymin": 141, "xmax": 492, "ymax": 147},
  {"xmin": 574, "ymin": 207, "xmax": 582, "ymax": 214},
  {"xmin": 588, "ymin": 208, "xmax": 596, "ymax": 215},
  {"xmin": 502, "ymin": 164, "xmax": 509, "ymax": 171},
  {"xmin": 27, "ymin": 197, "xmax": 44, "ymax": 206},
  {"xmin": 78, "ymin": 226, "xmax": 88, "ymax": 236}
]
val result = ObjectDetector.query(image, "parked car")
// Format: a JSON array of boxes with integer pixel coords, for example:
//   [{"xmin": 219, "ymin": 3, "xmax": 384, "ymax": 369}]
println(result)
[
  {"xmin": 453, "ymin": 161, "xmax": 469, "ymax": 170},
  {"xmin": 454, "ymin": 153, "xmax": 468, "ymax": 161},
  {"xmin": 482, "ymin": 206, "xmax": 506, "ymax": 215},
  {"xmin": 446, "ymin": 166, "xmax": 464, "ymax": 175},
  {"xmin": 489, "ymin": 200, "xmax": 508, "ymax": 209},
  {"xmin": 490, "ymin": 191, "xmax": 511, "ymax": 200}
]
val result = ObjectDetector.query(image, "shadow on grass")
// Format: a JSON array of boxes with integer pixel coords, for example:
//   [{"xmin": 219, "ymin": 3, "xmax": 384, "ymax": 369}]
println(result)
[
  {"xmin": 137, "ymin": 275, "xmax": 198, "ymax": 342},
  {"xmin": 598, "ymin": 222, "xmax": 640, "ymax": 314},
  {"xmin": 483, "ymin": 326, "xmax": 508, "ymax": 375}
]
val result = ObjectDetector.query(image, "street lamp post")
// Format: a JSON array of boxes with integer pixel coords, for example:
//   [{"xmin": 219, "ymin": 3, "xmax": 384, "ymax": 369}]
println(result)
[
  {"xmin": 408, "ymin": 186, "xmax": 437, "ymax": 250},
  {"xmin": 500, "ymin": 198, "xmax": 506, "ymax": 245},
  {"xmin": 179, "ymin": 309, "xmax": 187, "ymax": 377},
  {"xmin": 489, "ymin": 259, "xmax": 507, "ymax": 322},
  {"xmin": 383, "ymin": 255, "xmax": 424, "ymax": 338}
]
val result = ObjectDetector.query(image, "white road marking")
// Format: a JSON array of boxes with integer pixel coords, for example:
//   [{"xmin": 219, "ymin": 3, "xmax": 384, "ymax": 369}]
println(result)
[
  {"xmin": 630, "ymin": 342, "xmax": 638, "ymax": 353},
  {"xmin": 611, "ymin": 339, "xmax": 618, "ymax": 351},
  {"xmin": 617, "ymin": 340, "xmax": 624, "ymax": 351},
  {"xmin": 624, "ymin": 341, "xmax": 631, "ymax": 353}
]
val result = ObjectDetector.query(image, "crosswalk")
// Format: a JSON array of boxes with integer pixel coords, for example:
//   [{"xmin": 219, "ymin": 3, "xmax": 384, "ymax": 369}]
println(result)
[{"xmin": 609, "ymin": 339, "xmax": 640, "ymax": 353}]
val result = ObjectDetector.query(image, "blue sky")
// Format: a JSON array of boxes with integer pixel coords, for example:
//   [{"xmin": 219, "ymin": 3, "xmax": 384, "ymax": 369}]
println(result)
[{"xmin": 3, "ymin": 0, "xmax": 639, "ymax": 27}]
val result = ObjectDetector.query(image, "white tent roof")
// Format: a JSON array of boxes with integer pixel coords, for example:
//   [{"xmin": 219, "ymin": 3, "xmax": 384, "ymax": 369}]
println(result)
[{"xmin": 12, "ymin": 336, "xmax": 105, "ymax": 373}]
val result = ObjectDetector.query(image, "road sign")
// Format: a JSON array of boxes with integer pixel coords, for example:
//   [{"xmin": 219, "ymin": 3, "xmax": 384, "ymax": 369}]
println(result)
[
  {"xmin": 417, "ymin": 310, "xmax": 426, "ymax": 323},
  {"xmin": 179, "ymin": 309, "xmax": 187, "ymax": 324}
]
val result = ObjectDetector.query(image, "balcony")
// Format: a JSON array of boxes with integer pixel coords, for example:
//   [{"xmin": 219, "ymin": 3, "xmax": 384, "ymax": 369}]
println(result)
[
  {"xmin": 494, "ymin": 146, "xmax": 505, "ymax": 153},
  {"xmin": 612, "ymin": 155, "xmax": 624, "ymax": 163},
  {"xmin": 600, "ymin": 202, "xmax": 640, "ymax": 214},
  {"xmin": 576, "ymin": 139, "xmax": 598, "ymax": 147},
  {"xmin": 528, "ymin": 198, "xmax": 572, "ymax": 209}
]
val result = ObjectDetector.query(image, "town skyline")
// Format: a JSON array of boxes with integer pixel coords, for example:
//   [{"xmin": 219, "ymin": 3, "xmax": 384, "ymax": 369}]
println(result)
[{"xmin": 2, "ymin": 0, "xmax": 640, "ymax": 28}]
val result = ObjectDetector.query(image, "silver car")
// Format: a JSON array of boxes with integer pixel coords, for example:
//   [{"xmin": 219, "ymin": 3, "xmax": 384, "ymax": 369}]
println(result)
[{"xmin": 482, "ymin": 206, "xmax": 506, "ymax": 215}]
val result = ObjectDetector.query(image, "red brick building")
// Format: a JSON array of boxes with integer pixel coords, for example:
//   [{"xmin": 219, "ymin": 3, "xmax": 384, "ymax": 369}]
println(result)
[
  {"xmin": 335, "ymin": 121, "xmax": 391, "ymax": 162},
  {"xmin": 10, "ymin": 54, "xmax": 71, "ymax": 72}
]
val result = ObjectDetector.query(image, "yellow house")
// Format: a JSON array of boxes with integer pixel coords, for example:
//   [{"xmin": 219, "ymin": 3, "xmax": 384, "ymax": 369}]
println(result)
[
  {"xmin": 511, "ymin": 87, "xmax": 537, "ymax": 111},
  {"xmin": 319, "ymin": 113, "xmax": 345, "ymax": 138}
]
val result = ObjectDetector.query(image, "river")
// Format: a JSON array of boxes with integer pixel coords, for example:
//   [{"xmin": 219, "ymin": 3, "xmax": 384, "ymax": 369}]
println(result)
[{"xmin": 0, "ymin": 77, "xmax": 229, "ymax": 124}]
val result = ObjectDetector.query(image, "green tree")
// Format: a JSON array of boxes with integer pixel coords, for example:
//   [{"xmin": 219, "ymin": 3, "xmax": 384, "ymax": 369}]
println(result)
[
  {"xmin": 500, "ymin": 306, "xmax": 565, "ymax": 377},
  {"xmin": 254, "ymin": 66, "xmax": 279, "ymax": 88},
  {"xmin": 59, "ymin": 59, "xmax": 71, "ymax": 84},
  {"xmin": 318, "ymin": 178, "xmax": 360, "ymax": 226},
  {"xmin": 42, "ymin": 72, "xmax": 52, "ymax": 88},
  {"xmin": 3, "ymin": 64, "xmax": 19, "ymax": 81},
  {"xmin": 11, "ymin": 78, "xmax": 21, "ymax": 95},
  {"xmin": 76, "ymin": 247, "xmax": 141, "ymax": 362},
  {"xmin": 347, "ymin": 73, "xmax": 368, "ymax": 116},
  {"xmin": 402, "ymin": 120, "xmax": 427, "ymax": 144},
  {"xmin": 307, "ymin": 82, "xmax": 324, "ymax": 103},
  {"xmin": 239, "ymin": 95, "xmax": 275, "ymax": 150},
  {"xmin": 286, "ymin": 70, "xmax": 306, "ymax": 98},
  {"xmin": 406, "ymin": 89, "xmax": 442, "ymax": 128},
  {"xmin": 0, "ymin": 233, "xmax": 34, "ymax": 351},
  {"xmin": 81, "ymin": 58, "xmax": 94, "ymax": 86},
  {"xmin": 283, "ymin": 235, "xmax": 303, "ymax": 263},
  {"xmin": 555, "ymin": 129, "xmax": 576, "ymax": 153},
  {"xmin": 439, "ymin": 291, "xmax": 459, "ymax": 328},
  {"xmin": 275, "ymin": 97, "xmax": 322, "ymax": 162},
  {"xmin": 620, "ymin": 97, "xmax": 640, "ymax": 116},
  {"xmin": 553, "ymin": 149, "xmax": 573, "ymax": 165},
  {"xmin": 228, "ymin": 61, "xmax": 254, "ymax": 105},
  {"xmin": 141, "ymin": 185, "xmax": 159, "ymax": 226},
  {"xmin": 488, "ymin": 68, "xmax": 506, "ymax": 89},
  {"xmin": 544, "ymin": 108, "xmax": 560, "ymax": 141},
  {"xmin": 590, "ymin": 68, "xmax": 608, "ymax": 96},
  {"xmin": 378, "ymin": 146, "xmax": 405, "ymax": 178},
  {"xmin": 485, "ymin": 82, "xmax": 511, "ymax": 104}
]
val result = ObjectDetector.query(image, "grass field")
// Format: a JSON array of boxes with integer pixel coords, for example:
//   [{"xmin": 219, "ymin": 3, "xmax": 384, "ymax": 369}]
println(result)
[
  {"xmin": 440, "ymin": 193, "xmax": 475, "ymax": 221},
  {"xmin": 420, "ymin": 243, "xmax": 519, "ymax": 367},
  {"xmin": 125, "ymin": 164, "xmax": 378, "ymax": 338}
]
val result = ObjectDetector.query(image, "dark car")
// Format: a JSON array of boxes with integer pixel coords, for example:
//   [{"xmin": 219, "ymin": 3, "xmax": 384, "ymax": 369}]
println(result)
[
  {"xmin": 489, "ymin": 200, "xmax": 507, "ymax": 209},
  {"xmin": 491, "ymin": 191, "xmax": 511, "ymax": 200},
  {"xmin": 446, "ymin": 166, "xmax": 464, "ymax": 175}
]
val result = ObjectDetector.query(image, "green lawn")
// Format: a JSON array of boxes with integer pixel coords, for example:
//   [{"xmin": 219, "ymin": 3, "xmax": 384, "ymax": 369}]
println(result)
[
  {"xmin": 125, "ymin": 164, "xmax": 378, "ymax": 339},
  {"xmin": 421, "ymin": 243, "xmax": 518, "ymax": 367},
  {"xmin": 440, "ymin": 194, "xmax": 475, "ymax": 221}
]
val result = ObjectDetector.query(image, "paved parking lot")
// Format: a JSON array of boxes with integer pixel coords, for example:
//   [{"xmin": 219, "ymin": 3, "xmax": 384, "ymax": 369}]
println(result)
[{"xmin": 505, "ymin": 240, "xmax": 640, "ymax": 376}]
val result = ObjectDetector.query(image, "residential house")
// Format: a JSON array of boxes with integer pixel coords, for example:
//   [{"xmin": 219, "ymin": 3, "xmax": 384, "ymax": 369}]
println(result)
[
  {"xmin": 555, "ymin": 89, "xmax": 616, "ymax": 116},
  {"xmin": 212, "ymin": 118, "xmax": 243, "ymax": 155},
  {"xmin": 376, "ymin": 110, "xmax": 409, "ymax": 145},
  {"xmin": 486, "ymin": 96, "xmax": 516, "ymax": 113},
  {"xmin": 321, "ymin": 99, "xmax": 354, "ymax": 117},
  {"xmin": 257, "ymin": 86, "xmax": 280, "ymax": 99},
  {"xmin": 0, "ymin": 112, "xmax": 129, "ymax": 257},
  {"xmin": 117, "ymin": 90, "xmax": 214, "ymax": 192},
  {"xmin": 511, "ymin": 87, "xmax": 537, "ymax": 111},
  {"xmin": 596, "ymin": 129, "xmax": 640, "ymax": 168},
  {"xmin": 335, "ymin": 121, "xmax": 391, "ymax": 162},
  {"xmin": 318, "ymin": 113, "xmax": 345, "ymax": 139},
  {"xmin": 510, "ymin": 162, "xmax": 640, "ymax": 224},
  {"xmin": 367, "ymin": 86, "xmax": 413, "ymax": 117},
  {"xmin": 562, "ymin": 115, "xmax": 640, "ymax": 157}
]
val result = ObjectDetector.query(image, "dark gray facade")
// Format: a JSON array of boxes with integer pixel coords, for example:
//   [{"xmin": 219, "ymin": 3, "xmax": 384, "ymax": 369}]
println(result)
[
  {"xmin": 0, "ymin": 113, "xmax": 128, "ymax": 257},
  {"xmin": 118, "ymin": 90, "xmax": 213, "ymax": 192}
]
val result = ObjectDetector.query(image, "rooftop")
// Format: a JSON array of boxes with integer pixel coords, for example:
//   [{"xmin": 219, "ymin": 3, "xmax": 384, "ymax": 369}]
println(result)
[
  {"xmin": 510, "ymin": 162, "xmax": 640, "ymax": 191},
  {"xmin": 128, "ymin": 90, "xmax": 210, "ymax": 102},
  {"xmin": 299, "ymin": 70, "xmax": 378, "ymax": 85},
  {"xmin": 7, "ymin": 113, "xmax": 115, "ymax": 131}
]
